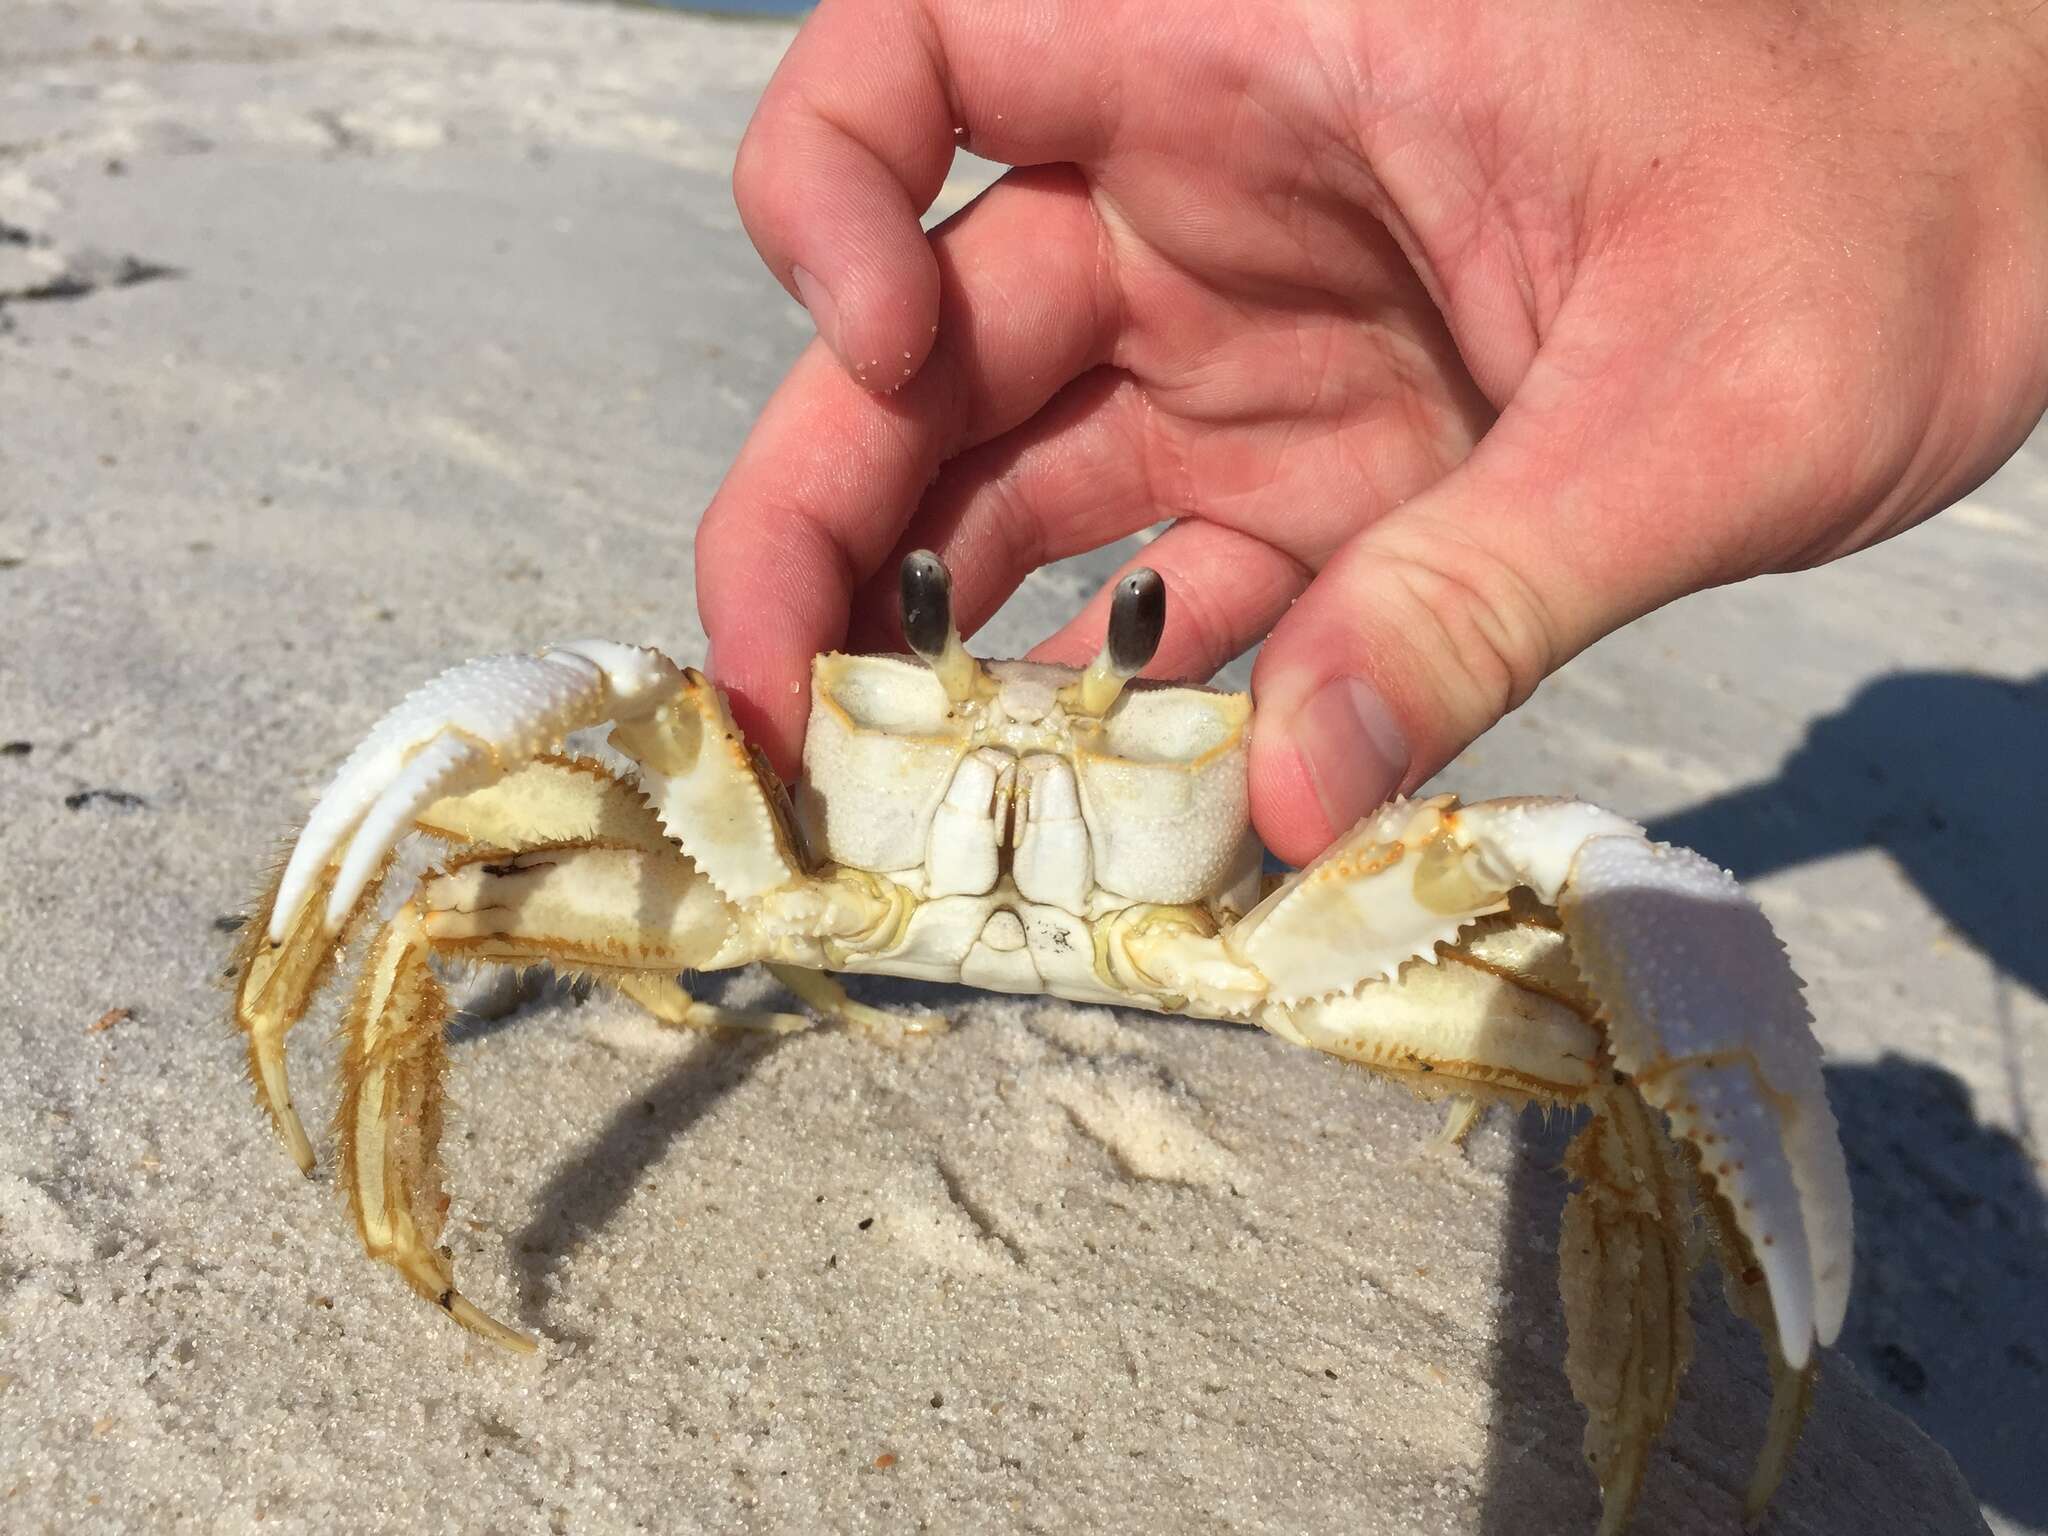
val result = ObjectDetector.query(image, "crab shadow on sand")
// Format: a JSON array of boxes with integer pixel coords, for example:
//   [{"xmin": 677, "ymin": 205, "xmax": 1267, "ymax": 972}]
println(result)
[
  {"xmin": 1481, "ymin": 669, "xmax": 2048, "ymax": 1531},
  {"xmin": 447, "ymin": 992, "xmax": 795, "ymax": 1340}
]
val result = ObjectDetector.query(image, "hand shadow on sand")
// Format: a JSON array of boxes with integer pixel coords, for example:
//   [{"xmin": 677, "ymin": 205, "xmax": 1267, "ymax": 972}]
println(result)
[
  {"xmin": 1654, "ymin": 669, "xmax": 2047, "ymax": 1021},
  {"xmin": 1481, "ymin": 669, "xmax": 2048, "ymax": 1531}
]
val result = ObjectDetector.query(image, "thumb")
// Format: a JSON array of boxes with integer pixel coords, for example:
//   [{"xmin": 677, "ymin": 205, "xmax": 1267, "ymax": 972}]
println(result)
[{"xmin": 1247, "ymin": 397, "xmax": 1706, "ymax": 866}]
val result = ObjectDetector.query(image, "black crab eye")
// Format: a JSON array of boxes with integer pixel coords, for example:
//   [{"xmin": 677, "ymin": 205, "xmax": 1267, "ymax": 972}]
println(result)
[
  {"xmin": 1106, "ymin": 568, "xmax": 1166, "ymax": 677},
  {"xmin": 899, "ymin": 550, "xmax": 954, "ymax": 661}
]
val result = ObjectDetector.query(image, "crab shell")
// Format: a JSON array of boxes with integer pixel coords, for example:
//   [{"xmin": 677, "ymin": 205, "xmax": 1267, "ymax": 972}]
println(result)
[{"xmin": 233, "ymin": 635, "xmax": 1854, "ymax": 1535}]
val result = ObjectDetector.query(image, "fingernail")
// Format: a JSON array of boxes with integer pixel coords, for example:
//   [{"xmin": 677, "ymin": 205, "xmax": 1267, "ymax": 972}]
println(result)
[
  {"xmin": 791, "ymin": 265, "xmax": 839, "ymax": 356},
  {"xmin": 1291, "ymin": 676, "xmax": 1410, "ymax": 839}
]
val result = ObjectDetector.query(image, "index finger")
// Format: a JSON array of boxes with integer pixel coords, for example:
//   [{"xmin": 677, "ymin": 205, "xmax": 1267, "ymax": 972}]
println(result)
[
  {"xmin": 734, "ymin": 0, "xmax": 1114, "ymax": 385},
  {"xmin": 696, "ymin": 166, "xmax": 1121, "ymax": 775}
]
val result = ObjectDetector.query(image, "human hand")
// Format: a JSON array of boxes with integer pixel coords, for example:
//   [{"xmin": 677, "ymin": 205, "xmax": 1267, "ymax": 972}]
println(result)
[{"xmin": 697, "ymin": 0, "xmax": 2048, "ymax": 865}]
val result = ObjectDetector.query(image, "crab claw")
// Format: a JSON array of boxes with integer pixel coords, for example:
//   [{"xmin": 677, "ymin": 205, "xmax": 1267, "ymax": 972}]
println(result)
[
  {"xmin": 1233, "ymin": 796, "xmax": 1852, "ymax": 1370},
  {"xmin": 268, "ymin": 640, "xmax": 684, "ymax": 943},
  {"xmin": 1549, "ymin": 828, "xmax": 1853, "ymax": 1363}
]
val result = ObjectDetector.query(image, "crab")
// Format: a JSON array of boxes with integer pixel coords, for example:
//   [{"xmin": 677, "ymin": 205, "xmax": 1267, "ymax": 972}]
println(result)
[{"xmin": 230, "ymin": 551, "xmax": 1851, "ymax": 1534}]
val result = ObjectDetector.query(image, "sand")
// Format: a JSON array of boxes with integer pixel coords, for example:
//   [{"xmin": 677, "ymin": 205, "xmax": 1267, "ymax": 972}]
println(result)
[{"xmin": 2, "ymin": 1, "xmax": 2043, "ymax": 1531}]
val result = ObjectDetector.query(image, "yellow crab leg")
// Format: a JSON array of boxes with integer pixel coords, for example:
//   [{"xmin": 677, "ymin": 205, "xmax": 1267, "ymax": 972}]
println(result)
[
  {"xmin": 1561, "ymin": 1087, "xmax": 1698, "ymax": 1536},
  {"xmin": 232, "ymin": 755, "xmax": 678, "ymax": 1173},
  {"xmin": 1691, "ymin": 1158, "xmax": 1817, "ymax": 1521},
  {"xmin": 230, "ymin": 856, "xmax": 349, "ymax": 1174},
  {"xmin": 339, "ymin": 902, "xmax": 533, "ymax": 1352},
  {"xmin": 327, "ymin": 841, "xmax": 805, "ymax": 1351},
  {"xmin": 611, "ymin": 971, "xmax": 814, "ymax": 1036},
  {"xmin": 767, "ymin": 964, "xmax": 949, "ymax": 1041}
]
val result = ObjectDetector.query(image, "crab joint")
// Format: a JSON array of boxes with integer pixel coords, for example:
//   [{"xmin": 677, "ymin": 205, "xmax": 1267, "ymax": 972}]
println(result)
[
  {"xmin": 899, "ymin": 550, "xmax": 983, "ymax": 704},
  {"xmin": 1076, "ymin": 568, "xmax": 1165, "ymax": 716}
]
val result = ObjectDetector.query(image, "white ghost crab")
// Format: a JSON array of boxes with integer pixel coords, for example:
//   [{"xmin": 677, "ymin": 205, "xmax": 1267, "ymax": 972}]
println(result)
[{"xmin": 231, "ymin": 553, "xmax": 1852, "ymax": 1534}]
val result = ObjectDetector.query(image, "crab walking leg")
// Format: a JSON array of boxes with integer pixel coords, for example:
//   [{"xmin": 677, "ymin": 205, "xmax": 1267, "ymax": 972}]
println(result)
[
  {"xmin": 334, "ymin": 844, "xmax": 762, "ymax": 1348},
  {"xmin": 412, "ymin": 754, "xmax": 677, "ymax": 854},
  {"xmin": 420, "ymin": 843, "xmax": 754, "ymax": 973},
  {"xmin": 338, "ymin": 902, "xmax": 533, "ymax": 1350},
  {"xmin": 235, "ymin": 755, "xmax": 681, "ymax": 1172},
  {"xmin": 1746, "ymin": 1343, "xmax": 1816, "ymax": 1521},
  {"xmin": 1432, "ymin": 1096, "xmax": 1486, "ymax": 1148},
  {"xmin": 767, "ymin": 964, "xmax": 949, "ymax": 1041},
  {"xmin": 1263, "ymin": 920, "xmax": 1613, "ymax": 1106},
  {"xmin": 611, "ymin": 972, "xmax": 814, "ymax": 1036},
  {"xmin": 1561, "ymin": 1088, "xmax": 1698, "ymax": 1536},
  {"xmin": 1692, "ymin": 1163, "xmax": 1816, "ymax": 1522},
  {"xmin": 231, "ymin": 857, "xmax": 353, "ymax": 1174},
  {"xmin": 419, "ymin": 850, "xmax": 932, "ymax": 1038},
  {"xmin": 1268, "ymin": 943, "xmax": 1697, "ymax": 1535}
]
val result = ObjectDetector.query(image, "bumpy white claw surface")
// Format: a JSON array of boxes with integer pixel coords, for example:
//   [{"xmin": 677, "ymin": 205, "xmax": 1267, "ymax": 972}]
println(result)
[
  {"xmin": 1557, "ymin": 834, "xmax": 1854, "ymax": 1367},
  {"xmin": 269, "ymin": 641, "xmax": 682, "ymax": 942}
]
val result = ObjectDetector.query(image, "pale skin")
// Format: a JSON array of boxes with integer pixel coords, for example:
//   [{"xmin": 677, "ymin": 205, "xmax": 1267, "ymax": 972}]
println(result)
[{"xmin": 697, "ymin": 0, "xmax": 2048, "ymax": 867}]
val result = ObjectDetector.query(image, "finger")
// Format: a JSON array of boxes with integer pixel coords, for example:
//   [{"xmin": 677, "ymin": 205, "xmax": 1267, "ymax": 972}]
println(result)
[
  {"xmin": 1245, "ymin": 341, "xmax": 1788, "ymax": 866},
  {"xmin": 698, "ymin": 165, "xmax": 1119, "ymax": 775},
  {"xmin": 735, "ymin": 0, "xmax": 1116, "ymax": 387},
  {"xmin": 1024, "ymin": 521, "xmax": 1310, "ymax": 682},
  {"xmin": 844, "ymin": 322, "xmax": 1488, "ymax": 657}
]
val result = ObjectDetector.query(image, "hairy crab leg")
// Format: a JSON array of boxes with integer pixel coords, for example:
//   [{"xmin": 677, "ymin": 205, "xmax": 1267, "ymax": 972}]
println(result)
[
  {"xmin": 420, "ymin": 843, "xmax": 750, "ymax": 972},
  {"xmin": 336, "ymin": 842, "xmax": 961, "ymax": 1345},
  {"xmin": 767, "ymin": 964, "xmax": 948, "ymax": 1041},
  {"xmin": 1563, "ymin": 1087, "xmax": 1697, "ymax": 1536},
  {"xmin": 335, "ymin": 840, "xmax": 750, "ymax": 1347},
  {"xmin": 232, "ymin": 755, "xmax": 678, "ymax": 1171},
  {"xmin": 422, "ymin": 852, "xmax": 941, "ymax": 1040},
  {"xmin": 612, "ymin": 972, "xmax": 814, "ymax": 1036},
  {"xmin": 1691, "ymin": 1158, "xmax": 1815, "ymax": 1521},
  {"xmin": 230, "ymin": 856, "xmax": 351, "ymax": 1173},
  {"xmin": 1270, "ymin": 929, "xmax": 1698, "ymax": 1533},
  {"xmin": 1431, "ymin": 1096, "xmax": 1485, "ymax": 1147},
  {"xmin": 339, "ymin": 901, "xmax": 534, "ymax": 1351},
  {"xmin": 1746, "ymin": 1349, "xmax": 1816, "ymax": 1521}
]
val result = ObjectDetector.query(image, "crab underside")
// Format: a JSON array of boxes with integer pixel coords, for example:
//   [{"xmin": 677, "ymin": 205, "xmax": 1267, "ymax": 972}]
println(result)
[{"xmin": 231, "ymin": 554, "xmax": 1852, "ymax": 1535}]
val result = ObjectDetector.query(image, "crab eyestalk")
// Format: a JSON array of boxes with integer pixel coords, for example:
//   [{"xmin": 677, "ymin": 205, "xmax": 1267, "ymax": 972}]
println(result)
[
  {"xmin": 1076, "ymin": 568, "xmax": 1166, "ymax": 716},
  {"xmin": 899, "ymin": 550, "xmax": 984, "ymax": 705}
]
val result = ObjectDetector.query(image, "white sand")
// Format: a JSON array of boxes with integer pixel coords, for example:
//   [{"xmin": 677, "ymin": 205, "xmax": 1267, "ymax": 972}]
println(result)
[{"xmin": 2, "ymin": 2, "xmax": 2042, "ymax": 1531}]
